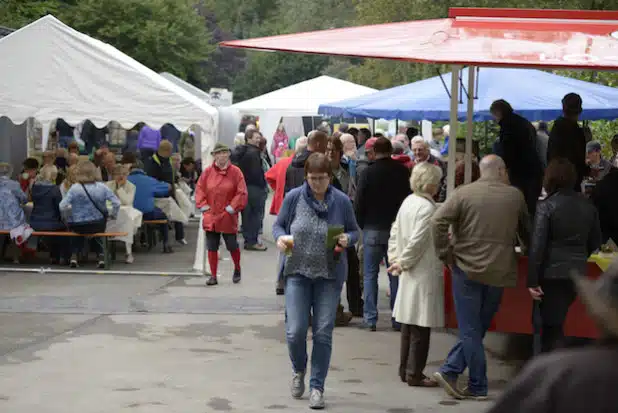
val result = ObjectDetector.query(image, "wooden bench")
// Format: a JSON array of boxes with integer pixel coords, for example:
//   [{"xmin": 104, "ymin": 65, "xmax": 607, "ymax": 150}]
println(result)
[
  {"xmin": 140, "ymin": 220, "xmax": 169, "ymax": 250},
  {"xmin": 0, "ymin": 230, "xmax": 128, "ymax": 270}
]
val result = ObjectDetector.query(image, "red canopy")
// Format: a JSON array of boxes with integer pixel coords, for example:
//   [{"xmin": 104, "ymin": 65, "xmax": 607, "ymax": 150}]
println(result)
[{"xmin": 221, "ymin": 8, "xmax": 618, "ymax": 70}]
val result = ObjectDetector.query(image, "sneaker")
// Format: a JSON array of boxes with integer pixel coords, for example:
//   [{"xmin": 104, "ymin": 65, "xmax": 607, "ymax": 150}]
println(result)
[
  {"xmin": 232, "ymin": 269, "xmax": 241, "ymax": 284},
  {"xmin": 163, "ymin": 245, "xmax": 174, "ymax": 254},
  {"xmin": 69, "ymin": 260, "xmax": 78, "ymax": 268},
  {"xmin": 309, "ymin": 389, "xmax": 325, "ymax": 410},
  {"xmin": 177, "ymin": 239, "xmax": 188, "ymax": 246},
  {"xmin": 290, "ymin": 372, "xmax": 305, "ymax": 399},
  {"xmin": 358, "ymin": 323, "xmax": 376, "ymax": 332},
  {"xmin": 125, "ymin": 254, "xmax": 134, "ymax": 264},
  {"xmin": 97, "ymin": 260, "xmax": 105, "ymax": 269},
  {"xmin": 206, "ymin": 276, "xmax": 218, "ymax": 286},
  {"xmin": 244, "ymin": 243, "xmax": 267, "ymax": 251},
  {"xmin": 433, "ymin": 372, "xmax": 465, "ymax": 400},
  {"xmin": 460, "ymin": 386, "xmax": 489, "ymax": 401}
]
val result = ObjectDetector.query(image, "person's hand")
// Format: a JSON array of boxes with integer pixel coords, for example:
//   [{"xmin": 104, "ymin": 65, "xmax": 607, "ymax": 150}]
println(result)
[
  {"xmin": 276, "ymin": 236, "xmax": 288, "ymax": 252},
  {"xmin": 199, "ymin": 205, "xmax": 210, "ymax": 212},
  {"xmin": 337, "ymin": 233, "xmax": 350, "ymax": 248},
  {"xmin": 225, "ymin": 205, "xmax": 235, "ymax": 214},
  {"xmin": 387, "ymin": 262, "xmax": 403, "ymax": 275},
  {"xmin": 529, "ymin": 286, "xmax": 544, "ymax": 301}
]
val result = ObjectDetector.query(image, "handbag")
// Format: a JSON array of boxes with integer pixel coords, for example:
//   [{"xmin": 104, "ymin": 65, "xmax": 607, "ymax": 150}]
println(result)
[{"xmin": 68, "ymin": 184, "xmax": 108, "ymax": 233}]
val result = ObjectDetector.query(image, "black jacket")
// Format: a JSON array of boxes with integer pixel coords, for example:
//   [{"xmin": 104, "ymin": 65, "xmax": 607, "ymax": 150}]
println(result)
[
  {"xmin": 590, "ymin": 167, "xmax": 618, "ymax": 244},
  {"xmin": 284, "ymin": 149, "xmax": 312, "ymax": 194},
  {"xmin": 547, "ymin": 117, "xmax": 588, "ymax": 189},
  {"xmin": 354, "ymin": 157, "xmax": 411, "ymax": 231},
  {"xmin": 144, "ymin": 153, "xmax": 174, "ymax": 187},
  {"xmin": 527, "ymin": 190, "xmax": 601, "ymax": 287},
  {"xmin": 231, "ymin": 144, "xmax": 266, "ymax": 188},
  {"xmin": 496, "ymin": 112, "xmax": 543, "ymax": 190}
]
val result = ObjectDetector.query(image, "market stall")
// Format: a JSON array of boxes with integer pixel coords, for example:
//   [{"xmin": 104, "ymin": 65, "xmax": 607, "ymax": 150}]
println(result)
[
  {"xmin": 231, "ymin": 75, "xmax": 376, "ymax": 151},
  {"xmin": 221, "ymin": 7, "xmax": 618, "ymax": 336},
  {"xmin": 0, "ymin": 15, "xmax": 218, "ymax": 164}
]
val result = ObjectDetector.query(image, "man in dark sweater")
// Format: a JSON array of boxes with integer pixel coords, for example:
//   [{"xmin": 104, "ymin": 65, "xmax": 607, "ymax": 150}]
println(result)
[
  {"xmin": 355, "ymin": 137, "xmax": 411, "ymax": 331},
  {"xmin": 284, "ymin": 130, "xmax": 328, "ymax": 194},
  {"xmin": 490, "ymin": 99, "xmax": 544, "ymax": 217},
  {"xmin": 231, "ymin": 129, "xmax": 268, "ymax": 251},
  {"xmin": 547, "ymin": 93, "xmax": 588, "ymax": 191}
]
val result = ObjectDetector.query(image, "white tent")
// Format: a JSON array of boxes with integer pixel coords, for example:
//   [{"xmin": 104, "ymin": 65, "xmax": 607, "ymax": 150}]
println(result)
[
  {"xmin": 232, "ymin": 75, "xmax": 376, "ymax": 149},
  {"xmin": 0, "ymin": 15, "xmax": 218, "ymax": 161},
  {"xmin": 160, "ymin": 72, "xmax": 213, "ymax": 104}
]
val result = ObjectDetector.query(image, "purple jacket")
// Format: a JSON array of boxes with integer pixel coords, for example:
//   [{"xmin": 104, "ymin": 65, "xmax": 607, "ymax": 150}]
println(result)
[{"xmin": 137, "ymin": 126, "xmax": 162, "ymax": 150}]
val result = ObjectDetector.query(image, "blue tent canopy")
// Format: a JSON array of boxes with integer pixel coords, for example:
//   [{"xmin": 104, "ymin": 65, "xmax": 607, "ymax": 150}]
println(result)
[{"xmin": 319, "ymin": 67, "xmax": 618, "ymax": 122}]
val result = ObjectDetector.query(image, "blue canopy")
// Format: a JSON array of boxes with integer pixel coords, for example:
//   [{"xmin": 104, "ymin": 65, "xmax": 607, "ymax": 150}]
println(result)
[{"xmin": 319, "ymin": 67, "xmax": 618, "ymax": 121}]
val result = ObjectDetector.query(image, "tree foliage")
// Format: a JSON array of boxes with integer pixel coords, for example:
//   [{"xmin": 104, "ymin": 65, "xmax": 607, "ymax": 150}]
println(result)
[{"xmin": 59, "ymin": 0, "xmax": 214, "ymax": 84}]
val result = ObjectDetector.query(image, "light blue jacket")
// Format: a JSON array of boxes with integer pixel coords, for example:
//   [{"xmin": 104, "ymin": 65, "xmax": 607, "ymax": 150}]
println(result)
[
  {"xmin": 60, "ymin": 182, "xmax": 120, "ymax": 224},
  {"xmin": 0, "ymin": 184, "xmax": 27, "ymax": 230}
]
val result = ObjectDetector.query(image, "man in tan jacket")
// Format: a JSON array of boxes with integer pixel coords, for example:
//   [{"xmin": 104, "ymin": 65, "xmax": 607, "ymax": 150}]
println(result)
[{"xmin": 431, "ymin": 155, "xmax": 530, "ymax": 401}]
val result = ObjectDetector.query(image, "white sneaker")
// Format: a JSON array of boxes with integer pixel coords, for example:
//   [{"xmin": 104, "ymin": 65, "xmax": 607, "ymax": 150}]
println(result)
[
  {"xmin": 125, "ymin": 254, "xmax": 134, "ymax": 264},
  {"xmin": 290, "ymin": 372, "xmax": 305, "ymax": 399},
  {"xmin": 177, "ymin": 239, "xmax": 188, "ymax": 246},
  {"xmin": 309, "ymin": 389, "xmax": 325, "ymax": 410}
]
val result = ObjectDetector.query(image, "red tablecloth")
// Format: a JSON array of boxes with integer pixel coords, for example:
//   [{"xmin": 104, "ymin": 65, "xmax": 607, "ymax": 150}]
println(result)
[{"xmin": 444, "ymin": 257, "xmax": 603, "ymax": 338}]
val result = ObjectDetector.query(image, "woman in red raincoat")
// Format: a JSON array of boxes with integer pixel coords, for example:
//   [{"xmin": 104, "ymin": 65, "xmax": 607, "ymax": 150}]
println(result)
[{"xmin": 195, "ymin": 143, "xmax": 248, "ymax": 286}]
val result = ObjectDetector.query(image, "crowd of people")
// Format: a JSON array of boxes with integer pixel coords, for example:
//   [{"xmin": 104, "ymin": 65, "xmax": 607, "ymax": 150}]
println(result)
[
  {"xmin": 0, "ymin": 123, "xmax": 200, "ymax": 267},
  {"xmin": 221, "ymin": 92, "xmax": 617, "ymax": 410},
  {"xmin": 1, "ymin": 92, "xmax": 618, "ymax": 410}
]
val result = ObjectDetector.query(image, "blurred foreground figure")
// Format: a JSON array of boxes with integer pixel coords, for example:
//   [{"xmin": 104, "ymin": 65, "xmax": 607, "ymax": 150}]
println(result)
[{"xmin": 486, "ymin": 259, "xmax": 618, "ymax": 413}]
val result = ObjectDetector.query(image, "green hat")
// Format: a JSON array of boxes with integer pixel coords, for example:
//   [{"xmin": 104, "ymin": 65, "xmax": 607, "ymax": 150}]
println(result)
[{"xmin": 211, "ymin": 143, "xmax": 230, "ymax": 155}]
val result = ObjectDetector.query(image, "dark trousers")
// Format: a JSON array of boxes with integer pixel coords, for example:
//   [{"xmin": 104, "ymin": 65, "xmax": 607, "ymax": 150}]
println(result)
[
  {"xmin": 46, "ymin": 236, "xmax": 71, "ymax": 261},
  {"xmin": 539, "ymin": 279, "xmax": 577, "ymax": 353},
  {"xmin": 346, "ymin": 246, "xmax": 363, "ymax": 317},
  {"xmin": 241, "ymin": 185, "xmax": 267, "ymax": 246},
  {"xmin": 400, "ymin": 324, "xmax": 431, "ymax": 381},
  {"xmin": 143, "ymin": 208, "xmax": 169, "ymax": 244},
  {"xmin": 69, "ymin": 221, "xmax": 106, "ymax": 256},
  {"xmin": 205, "ymin": 231, "xmax": 239, "ymax": 252},
  {"xmin": 174, "ymin": 222, "xmax": 185, "ymax": 241}
]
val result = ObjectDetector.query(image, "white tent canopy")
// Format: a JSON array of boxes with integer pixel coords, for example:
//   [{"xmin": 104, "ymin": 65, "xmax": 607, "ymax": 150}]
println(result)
[
  {"xmin": 0, "ymin": 15, "xmax": 218, "ymax": 160},
  {"xmin": 231, "ymin": 75, "xmax": 376, "ymax": 150},
  {"xmin": 160, "ymin": 72, "xmax": 212, "ymax": 104}
]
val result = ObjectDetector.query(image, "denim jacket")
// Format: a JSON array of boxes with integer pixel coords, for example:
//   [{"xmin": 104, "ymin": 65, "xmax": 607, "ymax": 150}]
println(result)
[
  {"xmin": 60, "ymin": 182, "xmax": 120, "ymax": 224},
  {"xmin": 0, "ymin": 185, "xmax": 27, "ymax": 230}
]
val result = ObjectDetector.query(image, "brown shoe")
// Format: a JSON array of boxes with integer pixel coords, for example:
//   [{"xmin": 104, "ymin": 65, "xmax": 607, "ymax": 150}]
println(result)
[
  {"xmin": 407, "ymin": 376, "xmax": 439, "ymax": 387},
  {"xmin": 335, "ymin": 310, "xmax": 353, "ymax": 327}
]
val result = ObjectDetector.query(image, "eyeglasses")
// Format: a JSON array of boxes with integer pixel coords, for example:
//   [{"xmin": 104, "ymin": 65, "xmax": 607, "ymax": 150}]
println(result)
[{"xmin": 307, "ymin": 176, "xmax": 330, "ymax": 183}]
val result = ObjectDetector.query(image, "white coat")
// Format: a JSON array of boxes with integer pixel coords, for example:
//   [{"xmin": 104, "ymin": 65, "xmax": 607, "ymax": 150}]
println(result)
[{"xmin": 388, "ymin": 193, "xmax": 444, "ymax": 327}]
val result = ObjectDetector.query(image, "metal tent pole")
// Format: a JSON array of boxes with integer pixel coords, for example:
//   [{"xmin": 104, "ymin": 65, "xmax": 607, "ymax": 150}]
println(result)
[
  {"xmin": 446, "ymin": 65, "xmax": 461, "ymax": 197},
  {"xmin": 465, "ymin": 66, "xmax": 476, "ymax": 184}
]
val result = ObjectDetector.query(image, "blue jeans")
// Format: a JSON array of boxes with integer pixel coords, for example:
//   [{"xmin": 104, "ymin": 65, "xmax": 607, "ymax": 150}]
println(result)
[
  {"xmin": 285, "ymin": 274, "xmax": 343, "ymax": 392},
  {"xmin": 439, "ymin": 265, "xmax": 503, "ymax": 396},
  {"xmin": 362, "ymin": 229, "xmax": 399, "ymax": 328},
  {"xmin": 241, "ymin": 185, "xmax": 267, "ymax": 245}
]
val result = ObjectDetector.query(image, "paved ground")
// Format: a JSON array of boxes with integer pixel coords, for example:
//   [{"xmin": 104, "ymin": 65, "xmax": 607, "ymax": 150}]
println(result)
[{"xmin": 0, "ymin": 217, "xmax": 517, "ymax": 412}]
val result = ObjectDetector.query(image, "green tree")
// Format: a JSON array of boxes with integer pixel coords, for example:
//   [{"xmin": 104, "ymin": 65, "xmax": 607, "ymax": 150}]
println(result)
[
  {"xmin": 60, "ymin": 0, "xmax": 214, "ymax": 85},
  {"xmin": 0, "ymin": 0, "xmax": 60, "ymax": 28}
]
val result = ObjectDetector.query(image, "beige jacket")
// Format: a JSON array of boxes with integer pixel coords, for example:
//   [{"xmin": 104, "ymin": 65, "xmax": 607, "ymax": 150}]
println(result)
[
  {"xmin": 388, "ymin": 193, "xmax": 444, "ymax": 327},
  {"xmin": 105, "ymin": 180, "xmax": 136, "ymax": 207},
  {"xmin": 431, "ymin": 178, "xmax": 530, "ymax": 287}
]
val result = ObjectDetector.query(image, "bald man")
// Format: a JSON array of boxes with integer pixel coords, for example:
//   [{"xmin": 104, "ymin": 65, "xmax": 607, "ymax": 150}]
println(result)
[{"xmin": 431, "ymin": 155, "xmax": 530, "ymax": 400}]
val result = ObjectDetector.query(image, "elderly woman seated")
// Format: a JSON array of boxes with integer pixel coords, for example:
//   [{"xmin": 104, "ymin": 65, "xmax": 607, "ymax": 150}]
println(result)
[
  {"xmin": 106, "ymin": 164, "xmax": 142, "ymax": 264},
  {"xmin": 60, "ymin": 160, "xmax": 120, "ymax": 268},
  {"xmin": 0, "ymin": 163, "xmax": 31, "ymax": 259},
  {"xmin": 30, "ymin": 165, "xmax": 70, "ymax": 264}
]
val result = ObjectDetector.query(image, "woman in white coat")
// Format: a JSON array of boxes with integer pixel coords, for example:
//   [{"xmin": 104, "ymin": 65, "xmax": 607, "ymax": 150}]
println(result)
[{"xmin": 387, "ymin": 161, "xmax": 444, "ymax": 388}]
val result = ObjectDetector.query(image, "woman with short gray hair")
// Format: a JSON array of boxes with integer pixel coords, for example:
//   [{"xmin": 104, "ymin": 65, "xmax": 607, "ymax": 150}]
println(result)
[{"xmin": 387, "ymin": 161, "xmax": 444, "ymax": 387}]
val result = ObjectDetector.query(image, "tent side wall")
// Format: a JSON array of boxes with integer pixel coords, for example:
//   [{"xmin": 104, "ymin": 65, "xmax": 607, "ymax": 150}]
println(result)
[{"xmin": 0, "ymin": 117, "xmax": 28, "ymax": 178}]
